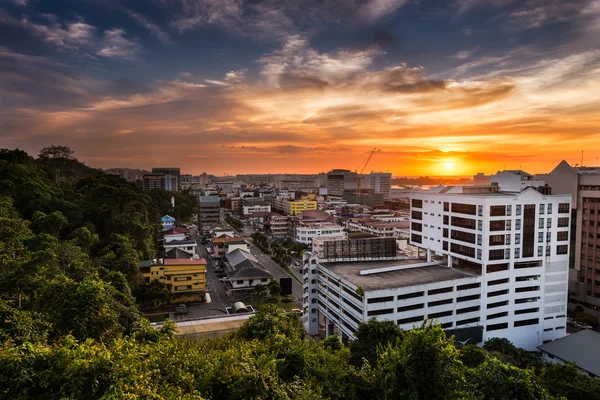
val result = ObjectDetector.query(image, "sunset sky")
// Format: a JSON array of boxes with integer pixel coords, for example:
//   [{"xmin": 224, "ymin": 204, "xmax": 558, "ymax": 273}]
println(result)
[{"xmin": 1, "ymin": 0, "xmax": 599, "ymax": 176}]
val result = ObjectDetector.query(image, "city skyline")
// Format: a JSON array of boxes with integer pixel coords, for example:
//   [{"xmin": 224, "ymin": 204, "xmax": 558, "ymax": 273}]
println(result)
[{"xmin": 1, "ymin": 0, "xmax": 599, "ymax": 176}]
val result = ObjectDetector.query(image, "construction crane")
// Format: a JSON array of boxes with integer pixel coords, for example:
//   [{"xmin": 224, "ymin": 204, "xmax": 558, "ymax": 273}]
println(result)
[{"xmin": 357, "ymin": 147, "xmax": 377, "ymax": 190}]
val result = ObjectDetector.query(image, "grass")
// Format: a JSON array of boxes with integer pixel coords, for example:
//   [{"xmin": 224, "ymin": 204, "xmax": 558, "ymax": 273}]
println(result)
[{"xmin": 245, "ymin": 297, "xmax": 299, "ymax": 311}]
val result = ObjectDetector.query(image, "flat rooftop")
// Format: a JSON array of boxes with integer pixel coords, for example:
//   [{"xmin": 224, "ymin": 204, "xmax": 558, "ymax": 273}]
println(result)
[{"xmin": 322, "ymin": 260, "xmax": 477, "ymax": 291}]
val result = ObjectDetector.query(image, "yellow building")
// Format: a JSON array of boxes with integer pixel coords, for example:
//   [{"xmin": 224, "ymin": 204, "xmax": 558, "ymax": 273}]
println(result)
[
  {"xmin": 285, "ymin": 198, "xmax": 318, "ymax": 215},
  {"xmin": 141, "ymin": 258, "xmax": 207, "ymax": 303}
]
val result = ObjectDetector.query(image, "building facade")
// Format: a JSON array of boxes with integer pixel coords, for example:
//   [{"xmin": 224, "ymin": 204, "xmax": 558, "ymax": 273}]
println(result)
[
  {"xmin": 409, "ymin": 187, "xmax": 571, "ymax": 349},
  {"xmin": 312, "ymin": 236, "xmax": 398, "ymax": 262},
  {"xmin": 327, "ymin": 169, "xmax": 358, "ymax": 196},
  {"xmin": 143, "ymin": 173, "xmax": 178, "ymax": 191},
  {"xmin": 284, "ymin": 199, "xmax": 318, "ymax": 216},
  {"xmin": 198, "ymin": 196, "xmax": 221, "ymax": 235},
  {"xmin": 141, "ymin": 259, "xmax": 207, "ymax": 303},
  {"xmin": 368, "ymin": 172, "xmax": 392, "ymax": 199},
  {"xmin": 294, "ymin": 223, "xmax": 347, "ymax": 246}
]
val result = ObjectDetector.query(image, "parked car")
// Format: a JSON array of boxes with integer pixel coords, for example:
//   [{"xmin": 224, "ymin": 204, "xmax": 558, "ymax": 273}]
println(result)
[{"xmin": 174, "ymin": 304, "xmax": 188, "ymax": 315}]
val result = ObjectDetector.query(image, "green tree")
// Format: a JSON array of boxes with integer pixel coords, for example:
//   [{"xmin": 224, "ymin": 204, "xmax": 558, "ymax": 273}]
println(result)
[
  {"xmin": 133, "ymin": 279, "xmax": 172, "ymax": 308},
  {"xmin": 376, "ymin": 321, "xmax": 464, "ymax": 400},
  {"xmin": 254, "ymin": 283, "xmax": 267, "ymax": 299},
  {"xmin": 238, "ymin": 304, "xmax": 305, "ymax": 342},
  {"xmin": 0, "ymin": 299, "xmax": 52, "ymax": 345},
  {"xmin": 470, "ymin": 357, "xmax": 551, "ymax": 400},
  {"xmin": 349, "ymin": 318, "xmax": 404, "ymax": 367},
  {"xmin": 38, "ymin": 145, "xmax": 75, "ymax": 160},
  {"xmin": 267, "ymin": 279, "xmax": 282, "ymax": 300},
  {"xmin": 97, "ymin": 234, "xmax": 142, "ymax": 285},
  {"xmin": 539, "ymin": 362, "xmax": 600, "ymax": 400}
]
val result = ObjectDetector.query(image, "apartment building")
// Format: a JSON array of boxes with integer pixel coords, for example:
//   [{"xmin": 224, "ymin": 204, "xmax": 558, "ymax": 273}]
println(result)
[
  {"xmin": 543, "ymin": 160, "xmax": 600, "ymax": 315},
  {"xmin": 198, "ymin": 196, "xmax": 221, "ymax": 235},
  {"xmin": 347, "ymin": 218, "xmax": 410, "ymax": 238},
  {"xmin": 368, "ymin": 172, "xmax": 392, "ymax": 199},
  {"xmin": 269, "ymin": 215, "xmax": 290, "ymax": 238},
  {"xmin": 409, "ymin": 186, "xmax": 571, "ymax": 349},
  {"xmin": 295, "ymin": 222, "xmax": 346, "ymax": 246},
  {"xmin": 152, "ymin": 167, "xmax": 181, "ymax": 190},
  {"xmin": 283, "ymin": 198, "xmax": 318, "ymax": 216},
  {"xmin": 140, "ymin": 259, "xmax": 206, "ymax": 303}
]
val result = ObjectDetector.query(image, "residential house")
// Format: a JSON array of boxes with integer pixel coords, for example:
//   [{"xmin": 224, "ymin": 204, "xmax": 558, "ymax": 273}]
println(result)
[
  {"xmin": 212, "ymin": 237, "xmax": 249, "ymax": 258},
  {"xmin": 538, "ymin": 329, "xmax": 600, "ymax": 377}
]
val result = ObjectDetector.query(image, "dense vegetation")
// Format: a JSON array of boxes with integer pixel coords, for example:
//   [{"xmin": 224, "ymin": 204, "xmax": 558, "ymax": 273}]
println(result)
[{"xmin": 1, "ymin": 146, "xmax": 599, "ymax": 399}]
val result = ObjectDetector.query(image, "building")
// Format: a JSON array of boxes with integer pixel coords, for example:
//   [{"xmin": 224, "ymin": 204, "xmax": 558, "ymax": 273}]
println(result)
[
  {"xmin": 342, "ymin": 188, "xmax": 385, "ymax": 207},
  {"xmin": 303, "ymin": 257, "xmax": 487, "ymax": 342},
  {"xmin": 140, "ymin": 259, "xmax": 206, "ymax": 303},
  {"xmin": 294, "ymin": 222, "xmax": 346, "ymax": 246},
  {"xmin": 327, "ymin": 169, "xmax": 358, "ymax": 196},
  {"xmin": 538, "ymin": 329, "xmax": 600, "ymax": 377},
  {"xmin": 312, "ymin": 236, "xmax": 398, "ymax": 262},
  {"xmin": 163, "ymin": 227, "xmax": 189, "ymax": 243},
  {"xmin": 198, "ymin": 196, "xmax": 221, "ymax": 235},
  {"xmin": 212, "ymin": 237, "xmax": 249, "ymax": 259},
  {"xmin": 164, "ymin": 240, "xmax": 197, "ymax": 256},
  {"xmin": 473, "ymin": 173, "xmax": 491, "ymax": 186},
  {"xmin": 542, "ymin": 161, "xmax": 600, "ymax": 316},
  {"xmin": 268, "ymin": 215, "xmax": 290, "ymax": 238},
  {"xmin": 283, "ymin": 198, "xmax": 318, "ymax": 216},
  {"xmin": 223, "ymin": 249, "xmax": 274, "ymax": 294},
  {"xmin": 408, "ymin": 186, "xmax": 571, "ymax": 349},
  {"xmin": 242, "ymin": 200, "xmax": 271, "ymax": 215},
  {"xmin": 368, "ymin": 172, "xmax": 392, "ymax": 199},
  {"xmin": 490, "ymin": 170, "xmax": 547, "ymax": 193},
  {"xmin": 347, "ymin": 218, "xmax": 410, "ymax": 238},
  {"xmin": 143, "ymin": 173, "xmax": 177, "ymax": 191}
]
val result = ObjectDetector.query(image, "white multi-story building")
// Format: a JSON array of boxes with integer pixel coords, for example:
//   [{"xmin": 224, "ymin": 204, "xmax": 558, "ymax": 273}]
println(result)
[
  {"xmin": 347, "ymin": 218, "xmax": 410, "ymax": 238},
  {"xmin": 368, "ymin": 172, "xmax": 392, "ymax": 199},
  {"xmin": 242, "ymin": 203, "xmax": 271, "ymax": 215},
  {"xmin": 303, "ymin": 185, "xmax": 572, "ymax": 351},
  {"xmin": 295, "ymin": 223, "xmax": 347, "ymax": 246}
]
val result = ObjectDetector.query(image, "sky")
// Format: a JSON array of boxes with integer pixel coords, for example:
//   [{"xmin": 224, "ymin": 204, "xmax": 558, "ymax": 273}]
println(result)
[{"xmin": 1, "ymin": 0, "xmax": 599, "ymax": 176}]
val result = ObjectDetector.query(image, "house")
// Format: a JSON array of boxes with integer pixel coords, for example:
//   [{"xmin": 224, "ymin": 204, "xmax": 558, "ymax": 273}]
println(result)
[
  {"xmin": 161, "ymin": 215, "xmax": 176, "ymax": 230},
  {"xmin": 164, "ymin": 240, "xmax": 197, "ymax": 256},
  {"xmin": 164, "ymin": 227, "xmax": 189, "ymax": 242},
  {"xmin": 538, "ymin": 330, "xmax": 600, "ymax": 377},
  {"xmin": 212, "ymin": 237, "xmax": 249, "ymax": 258},
  {"xmin": 210, "ymin": 227, "xmax": 236, "ymax": 238},
  {"xmin": 140, "ymin": 258, "xmax": 207, "ymax": 303},
  {"xmin": 165, "ymin": 248, "xmax": 197, "ymax": 259},
  {"xmin": 223, "ymin": 249, "xmax": 274, "ymax": 294}
]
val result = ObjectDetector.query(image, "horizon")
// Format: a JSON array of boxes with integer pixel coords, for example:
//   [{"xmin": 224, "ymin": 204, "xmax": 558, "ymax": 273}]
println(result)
[{"xmin": 1, "ymin": 1, "xmax": 599, "ymax": 176}]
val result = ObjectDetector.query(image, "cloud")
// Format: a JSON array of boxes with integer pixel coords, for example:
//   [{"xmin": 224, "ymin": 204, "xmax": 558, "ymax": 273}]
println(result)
[
  {"xmin": 0, "ymin": 13, "xmax": 141, "ymax": 60},
  {"xmin": 356, "ymin": 0, "xmax": 409, "ymax": 23},
  {"xmin": 127, "ymin": 10, "xmax": 173, "ymax": 44},
  {"xmin": 454, "ymin": 48, "xmax": 477, "ymax": 60}
]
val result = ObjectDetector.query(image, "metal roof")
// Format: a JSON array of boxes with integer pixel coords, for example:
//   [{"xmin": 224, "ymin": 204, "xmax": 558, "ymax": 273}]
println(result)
[{"xmin": 537, "ymin": 329, "xmax": 600, "ymax": 376}]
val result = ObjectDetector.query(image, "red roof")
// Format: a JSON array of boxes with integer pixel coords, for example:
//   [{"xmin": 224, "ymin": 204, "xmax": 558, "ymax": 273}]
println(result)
[
  {"xmin": 164, "ymin": 227, "xmax": 189, "ymax": 235},
  {"xmin": 163, "ymin": 258, "xmax": 206, "ymax": 265}
]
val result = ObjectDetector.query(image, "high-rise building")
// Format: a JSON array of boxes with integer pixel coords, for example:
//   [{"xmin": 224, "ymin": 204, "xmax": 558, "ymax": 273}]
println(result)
[
  {"xmin": 543, "ymin": 160, "xmax": 600, "ymax": 316},
  {"xmin": 303, "ymin": 184, "xmax": 572, "ymax": 351},
  {"xmin": 327, "ymin": 169, "xmax": 357, "ymax": 196},
  {"xmin": 369, "ymin": 172, "xmax": 392, "ymax": 199},
  {"xmin": 152, "ymin": 167, "xmax": 181, "ymax": 190},
  {"xmin": 198, "ymin": 196, "xmax": 221, "ymax": 235},
  {"xmin": 143, "ymin": 173, "xmax": 177, "ymax": 191}
]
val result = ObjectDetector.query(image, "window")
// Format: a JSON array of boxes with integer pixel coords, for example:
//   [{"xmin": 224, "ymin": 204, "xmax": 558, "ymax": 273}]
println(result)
[
  {"xmin": 411, "ymin": 199, "xmax": 423, "ymax": 208},
  {"xmin": 397, "ymin": 291, "xmax": 423, "ymax": 300},
  {"xmin": 397, "ymin": 303, "xmax": 424, "ymax": 312},
  {"xmin": 489, "ymin": 249, "xmax": 504, "ymax": 260},
  {"xmin": 514, "ymin": 318, "xmax": 539, "ymax": 327},
  {"xmin": 457, "ymin": 294, "xmax": 480, "ymax": 302},
  {"xmin": 397, "ymin": 315, "xmax": 425, "ymax": 325},
  {"xmin": 487, "ymin": 311, "xmax": 508, "ymax": 320},
  {"xmin": 557, "ymin": 245, "xmax": 568, "ymax": 255},
  {"xmin": 457, "ymin": 283, "xmax": 480, "ymax": 291},
  {"xmin": 547, "ymin": 204, "xmax": 553, "ymax": 214},
  {"xmin": 490, "ymin": 205, "xmax": 506, "ymax": 216},
  {"xmin": 367, "ymin": 296, "xmax": 394, "ymax": 304},
  {"xmin": 507, "ymin": 205, "xmax": 512, "ymax": 216},
  {"xmin": 487, "ymin": 322, "xmax": 508, "ymax": 331},
  {"xmin": 429, "ymin": 310, "xmax": 453, "ymax": 319},
  {"xmin": 557, "ymin": 231, "xmax": 568, "ymax": 241},
  {"xmin": 515, "ymin": 307, "xmax": 538, "ymax": 315},
  {"xmin": 457, "ymin": 317, "xmax": 480, "ymax": 326},
  {"xmin": 478, "ymin": 220, "xmax": 483, "ymax": 231},
  {"xmin": 367, "ymin": 308, "xmax": 394, "ymax": 316},
  {"xmin": 456, "ymin": 305, "xmax": 480, "ymax": 314},
  {"xmin": 451, "ymin": 203, "xmax": 477, "ymax": 215},
  {"xmin": 558, "ymin": 203, "xmax": 569, "ymax": 213},
  {"xmin": 489, "ymin": 234, "xmax": 504, "ymax": 246},
  {"xmin": 490, "ymin": 220, "xmax": 505, "ymax": 231},
  {"xmin": 488, "ymin": 289, "xmax": 509, "ymax": 297},
  {"xmin": 477, "ymin": 249, "xmax": 482, "ymax": 260},
  {"xmin": 516, "ymin": 219, "xmax": 521, "ymax": 230},
  {"xmin": 516, "ymin": 205, "xmax": 522, "ymax": 216},
  {"xmin": 443, "ymin": 202, "xmax": 449, "ymax": 212},
  {"xmin": 539, "ymin": 205, "xmax": 545, "ymax": 215},
  {"xmin": 547, "ymin": 218, "xmax": 552, "ymax": 228},
  {"xmin": 428, "ymin": 298, "xmax": 453, "ymax": 307},
  {"xmin": 538, "ymin": 232, "xmax": 544, "ymax": 243},
  {"xmin": 487, "ymin": 300, "xmax": 508, "ymax": 309},
  {"xmin": 515, "ymin": 233, "xmax": 521, "ymax": 244},
  {"xmin": 539, "ymin": 218, "xmax": 544, "ymax": 229},
  {"xmin": 488, "ymin": 278, "xmax": 509, "ymax": 286},
  {"xmin": 538, "ymin": 246, "xmax": 543, "ymax": 257},
  {"xmin": 429, "ymin": 287, "xmax": 453, "ymax": 295},
  {"xmin": 514, "ymin": 247, "xmax": 520, "ymax": 259}
]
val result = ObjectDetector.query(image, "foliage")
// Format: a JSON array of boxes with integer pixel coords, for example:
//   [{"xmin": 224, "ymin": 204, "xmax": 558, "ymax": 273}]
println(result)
[
  {"xmin": 483, "ymin": 337, "xmax": 543, "ymax": 371},
  {"xmin": 133, "ymin": 279, "xmax": 172, "ymax": 308},
  {"xmin": 267, "ymin": 279, "xmax": 282, "ymax": 299},
  {"xmin": 349, "ymin": 318, "xmax": 403, "ymax": 367},
  {"xmin": 539, "ymin": 361, "xmax": 600, "ymax": 400},
  {"xmin": 225, "ymin": 214, "xmax": 244, "ymax": 231}
]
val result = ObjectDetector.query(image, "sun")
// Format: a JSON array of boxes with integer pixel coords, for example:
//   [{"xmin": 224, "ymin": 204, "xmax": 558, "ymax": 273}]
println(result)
[{"xmin": 444, "ymin": 162, "xmax": 453, "ymax": 170}]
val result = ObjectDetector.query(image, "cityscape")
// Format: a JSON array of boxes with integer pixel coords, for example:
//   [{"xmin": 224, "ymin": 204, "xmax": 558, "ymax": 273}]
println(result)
[{"xmin": 2, "ymin": 0, "xmax": 600, "ymax": 399}]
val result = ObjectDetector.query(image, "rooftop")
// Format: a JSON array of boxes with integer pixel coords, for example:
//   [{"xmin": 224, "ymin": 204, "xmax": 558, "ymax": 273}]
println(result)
[
  {"xmin": 537, "ymin": 329, "xmax": 600, "ymax": 376},
  {"xmin": 322, "ymin": 260, "xmax": 478, "ymax": 291},
  {"xmin": 164, "ymin": 227, "xmax": 189, "ymax": 235},
  {"xmin": 212, "ymin": 237, "xmax": 247, "ymax": 244},
  {"xmin": 164, "ymin": 258, "xmax": 206, "ymax": 265},
  {"xmin": 164, "ymin": 240, "xmax": 197, "ymax": 246}
]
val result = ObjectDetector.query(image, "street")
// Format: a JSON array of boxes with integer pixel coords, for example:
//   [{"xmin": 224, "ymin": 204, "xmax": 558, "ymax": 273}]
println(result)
[{"xmin": 247, "ymin": 242, "xmax": 303, "ymax": 301}]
